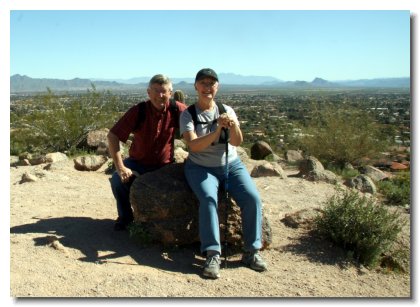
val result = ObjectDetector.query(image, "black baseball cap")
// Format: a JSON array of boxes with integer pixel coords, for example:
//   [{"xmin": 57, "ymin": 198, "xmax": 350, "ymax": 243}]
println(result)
[{"xmin": 195, "ymin": 68, "xmax": 219, "ymax": 82}]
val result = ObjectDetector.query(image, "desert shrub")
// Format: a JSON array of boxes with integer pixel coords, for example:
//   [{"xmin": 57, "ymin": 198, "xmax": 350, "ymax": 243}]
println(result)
[
  {"xmin": 326, "ymin": 164, "xmax": 360, "ymax": 180},
  {"xmin": 315, "ymin": 189, "xmax": 405, "ymax": 267},
  {"xmin": 298, "ymin": 105, "xmax": 387, "ymax": 168},
  {"xmin": 10, "ymin": 87, "xmax": 121, "ymax": 155},
  {"xmin": 378, "ymin": 172, "xmax": 410, "ymax": 207}
]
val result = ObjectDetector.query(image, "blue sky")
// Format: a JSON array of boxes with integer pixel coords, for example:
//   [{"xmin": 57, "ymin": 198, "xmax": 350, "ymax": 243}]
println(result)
[{"xmin": 10, "ymin": 10, "xmax": 410, "ymax": 82}]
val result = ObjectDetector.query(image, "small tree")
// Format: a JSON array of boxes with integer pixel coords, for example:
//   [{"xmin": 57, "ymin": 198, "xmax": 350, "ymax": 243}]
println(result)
[
  {"xmin": 11, "ymin": 86, "xmax": 121, "ymax": 154},
  {"xmin": 298, "ymin": 104, "xmax": 386, "ymax": 167}
]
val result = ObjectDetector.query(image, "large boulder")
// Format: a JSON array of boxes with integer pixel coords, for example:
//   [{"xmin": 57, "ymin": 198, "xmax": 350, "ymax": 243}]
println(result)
[
  {"xmin": 77, "ymin": 128, "xmax": 109, "ymax": 152},
  {"xmin": 344, "ymin": 174, "xmax": 377, "ymax": 194},
  {"xmin": 298, "ymin": 156, "xmax": 324, "ymax": 174},
  {"xmin": 130, "ymin": 163, "xmax": 272, "ymax": 250},
  {"xmin": 250, "ymin": 162, "xmax": 286, "ymax": 178},
  {"xmin": 45, "ymin": 152, "xmax": 68, "ymax": 163},
  {"xmin": 73, "ymin": 155, "xmax": 108, "ymax": 171},
  {"xmin": 359, "ymin": 165, "xmax": 390, "ymax": 182},
  {"xmin": 298, "ymin": 156, "xmax": 338, "ymax": 184},
  {"xmin": 284, "ymin": 150, "xmax": 304, "ymax": 163},
  {"xmin": 250, "ymin": 141, "xmax": 273, "ymax": 160},
  {"xmin": 281, "ymin": 208, "xmax": 322, "ymax": 229}
]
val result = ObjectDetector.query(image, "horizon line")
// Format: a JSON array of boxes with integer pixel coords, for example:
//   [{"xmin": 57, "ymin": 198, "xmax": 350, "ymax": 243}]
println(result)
[{"xmin": 10, "ymin": 73, "xmax": 411, "ymax": 83}]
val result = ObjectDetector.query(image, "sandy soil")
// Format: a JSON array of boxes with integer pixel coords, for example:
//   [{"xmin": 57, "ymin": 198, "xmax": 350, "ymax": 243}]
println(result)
[{"xmin": 9, "ymin": 159, "xmax": 411, "ymax": 298}]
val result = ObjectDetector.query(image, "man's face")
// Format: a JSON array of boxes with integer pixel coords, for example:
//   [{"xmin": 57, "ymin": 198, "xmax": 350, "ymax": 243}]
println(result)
[{"xmin": 147, "ymin": 83, "xmax": 172, "ymax": 111}]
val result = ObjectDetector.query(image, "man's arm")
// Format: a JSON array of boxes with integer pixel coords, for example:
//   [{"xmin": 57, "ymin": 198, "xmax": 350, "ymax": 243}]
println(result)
[{"xmin": 107, "ymin": 131, "xmax": 133, "ymax": 183}]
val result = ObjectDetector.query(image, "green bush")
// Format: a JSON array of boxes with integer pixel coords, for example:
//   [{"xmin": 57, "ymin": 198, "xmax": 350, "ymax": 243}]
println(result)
[
  {"xmin": 326, "ymin": 164, "xmax": 360, "ymax": 180},
  {"xmin": 298, "ymin": 105, "xmax": 387, "ymax": 168},
  {"xmin": 378, "ymin": 172, "xmax": 410, "ymax": 207},
  {"xmin": 10, "ymin": 87, "xmax": 121, "ymax": 155},
  {"xmin": 315, "ymin": 189, "xmax": 405, "ymax": 267}
]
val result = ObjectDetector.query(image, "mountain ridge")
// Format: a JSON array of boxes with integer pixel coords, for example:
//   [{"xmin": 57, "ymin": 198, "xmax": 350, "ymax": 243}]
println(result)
[{"xmin": 10, "ymin": 74, "xmax": 410, "ymax": 93}]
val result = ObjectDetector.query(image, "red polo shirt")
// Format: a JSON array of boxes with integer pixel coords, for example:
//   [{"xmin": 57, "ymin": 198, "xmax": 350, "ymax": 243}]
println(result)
[{"xmin": 110, "ymin": 100, "xmax": 187, "ymax": 167}]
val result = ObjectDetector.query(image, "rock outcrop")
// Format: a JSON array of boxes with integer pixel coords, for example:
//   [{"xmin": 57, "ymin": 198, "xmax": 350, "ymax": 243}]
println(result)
[
  {"xmin": 359, "ymin": 165, "xmax": 390, "ymax": 182},
  {"xmin": 250, "ymin": 162, "xmax": 286, "ymax": 178},
  {"xmin": 77, "ymin": 128, "xmax": 109, "ymax": 153},
  {"xmin": 130, "ymin": 162, "xmax": 272, "ymax": 250},
  {"xmin": 250, "ymin": 141, "xmax": 273, "ymax": 160},
  {"xmin": 298, "ymin": 156, "xmax": 338, "ymax": 184},
  {"xmin": 344, "ymin": 174, "xmax": 377, "ymax": 194},
  {"xmin": 284, "ymin": 150, "xmax": 304, "ymax": 163},
  {"xmin": 73, "ymin": 155, "xmax": 108, "ymax": 171}
]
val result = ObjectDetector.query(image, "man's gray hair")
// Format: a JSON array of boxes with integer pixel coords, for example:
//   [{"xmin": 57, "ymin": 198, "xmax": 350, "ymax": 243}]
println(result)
[{"xmin": 148, "ymin": 74, "xmax": 173, "ymax": 90}]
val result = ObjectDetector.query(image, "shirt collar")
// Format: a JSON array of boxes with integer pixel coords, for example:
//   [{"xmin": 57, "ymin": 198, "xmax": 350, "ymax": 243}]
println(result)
[{"xmin": 148, "ymin": 100, "xmax": 168, "ymax": 116}]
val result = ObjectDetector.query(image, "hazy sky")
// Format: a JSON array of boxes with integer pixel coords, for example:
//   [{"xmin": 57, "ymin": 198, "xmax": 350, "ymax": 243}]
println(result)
[{"xmin": 10, "ymin": 10, "xmax": 410, "ymax": 81}]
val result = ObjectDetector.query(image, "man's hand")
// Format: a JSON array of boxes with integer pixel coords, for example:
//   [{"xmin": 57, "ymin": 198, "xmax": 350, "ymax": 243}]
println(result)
[{"xmin": 118, "ymin": 166, "xmax": 133, "ymax": 183}]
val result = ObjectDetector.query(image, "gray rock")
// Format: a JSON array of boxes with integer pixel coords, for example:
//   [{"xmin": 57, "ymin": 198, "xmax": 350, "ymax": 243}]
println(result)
[
  {"xmin": 297, "ymin": 156, "xmax": 337, "ymax": 184},
  {"xmin": 298, "ymin": 156, "xmax": 324, "ymax": 175},
  {"xmin": 284, "ymin": 150, "xmax": 304, "ymax": 163},
  {"xmin": 359, "ymin": 165, "xmax": 390, "ymax": 182},
  {"xmin": 77, "ymin": 128, "xmax": 109, "ymax": 150},
  {"xmin": 250, "ymin": 141, "xmax": 273, "ymax": 160},
  {"xmin": 130, "ymin": 163, "xmax": 272, "ymax": 250},
  {"xmin": 45, "ymin": 152, "xmax": 68, "ymax": 163},
  {"xmin": 306, "ymin": 169, "xmax": 338, "ymax": 184},
  {"xmin": 344, "ymin": 174, "xmax": 377, "ymax": 194},
  {"xmin": 251, "ymin": 162, "xmax": 286, "ymax": 178},
  {"xmin": 73, "ymin": 155, "xmax": 108, "ymax": 171},
  {"xmin": 10, "ymin": 156, "xmax": 19, "ymax": 166},
  {"xmin": 19, "ymin": 172, "xmax": 38, "ymax": 184},
  {"xmin": 281, "ymin": 208, "xmax": 322, "ymax": 229}
]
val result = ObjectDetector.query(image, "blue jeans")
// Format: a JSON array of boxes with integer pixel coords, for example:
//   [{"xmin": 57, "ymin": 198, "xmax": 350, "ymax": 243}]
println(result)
[
  {"xmin": 184, "ymin": 158, "xmax": 263, "ymax": 255},
  {"xmin": 110, "ymin": 158, "xmax": 160, "ymax": 222}
]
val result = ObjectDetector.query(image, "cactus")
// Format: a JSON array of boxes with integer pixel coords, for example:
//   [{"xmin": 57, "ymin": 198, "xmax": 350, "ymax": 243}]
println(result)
[{"xmin": 173, "ymin": 90, "xmax": 185, "ymax": 103}]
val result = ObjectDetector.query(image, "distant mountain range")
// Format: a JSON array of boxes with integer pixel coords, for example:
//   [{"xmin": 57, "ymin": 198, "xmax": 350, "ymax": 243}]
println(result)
[
  {"xmin": 95, "ymin": 73, "xmax": 282, "ymax": 85},
  {"xmin": 10, "ymin": 73, "xmax": 410, "ymax": 93}
]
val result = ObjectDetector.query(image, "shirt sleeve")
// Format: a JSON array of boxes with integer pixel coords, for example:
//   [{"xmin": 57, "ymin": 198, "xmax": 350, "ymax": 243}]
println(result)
[
  {"xmin": 109, "ymin": 104, "xmax": 139, "ymax": 143},
  {"xmin": 179, "ymin": 107, "xmax": 194, "ymax": 136}
]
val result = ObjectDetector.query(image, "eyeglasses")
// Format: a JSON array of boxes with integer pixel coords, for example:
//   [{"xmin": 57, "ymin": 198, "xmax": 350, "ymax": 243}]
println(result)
[
  {"xmin": 198, "ymin": 81, "xmax": 218, "ymax": 88},
  {"xmin": 149, "ymin": 87, "xmax": 172, "ymax": 96}
]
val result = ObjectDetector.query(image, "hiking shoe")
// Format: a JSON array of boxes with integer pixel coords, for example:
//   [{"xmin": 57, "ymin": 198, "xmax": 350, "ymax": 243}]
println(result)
[
  {"xmin": 241, "ymin": 251, "xmax": 268, "ymax": 272},
  {"xmin": 203, "ymin": 255, "xmax": 221, "ymax": 279},
  {"xmin": 113, "ymin": 217, "xmax": 133, "ymax": 231}
]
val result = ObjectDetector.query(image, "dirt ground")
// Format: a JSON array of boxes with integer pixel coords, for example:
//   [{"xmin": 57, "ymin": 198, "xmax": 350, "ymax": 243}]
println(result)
[{"xmin": 9, "ymin": 158, "xmax": 411, "ymax": 298}]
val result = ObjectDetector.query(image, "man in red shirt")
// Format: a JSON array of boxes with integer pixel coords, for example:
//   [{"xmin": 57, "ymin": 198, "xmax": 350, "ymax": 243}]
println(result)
[{"xmin": 108, "ymin": 74, "xmax": 187, "ymax": 230}]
